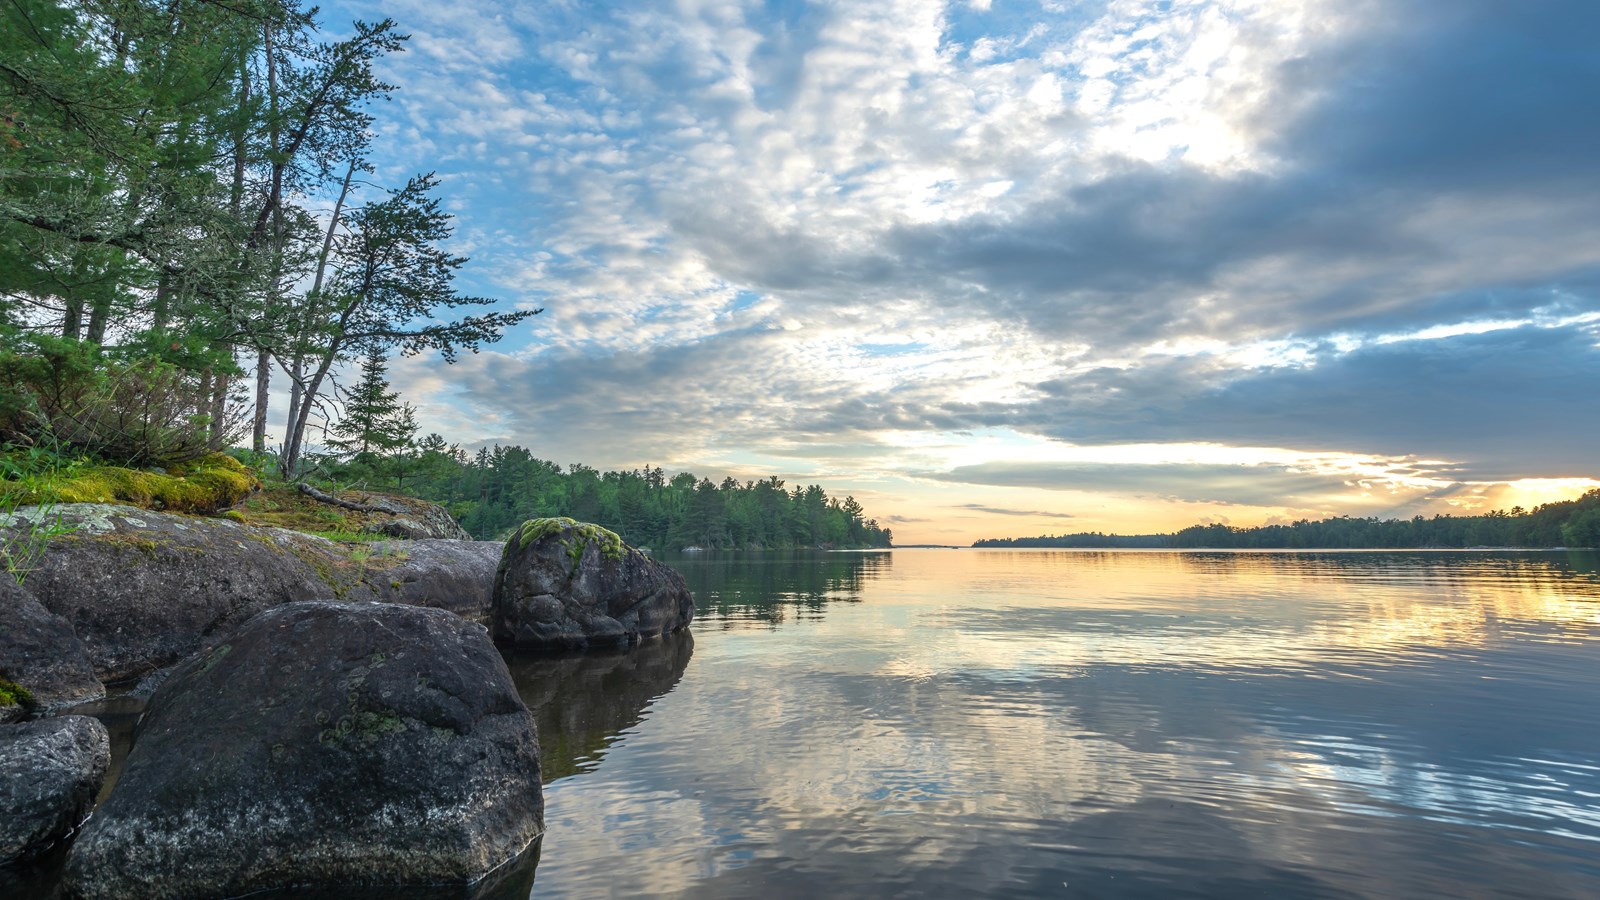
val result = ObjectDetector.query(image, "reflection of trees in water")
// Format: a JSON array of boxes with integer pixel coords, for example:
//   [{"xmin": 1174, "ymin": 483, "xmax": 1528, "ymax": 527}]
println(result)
[
  {"xmin": 504, "ymin": 631, "xmax": 694, "ymax": 782},
  {"xmin": 666, "ymin": 551, "xmax": 892, "ymax": 629}
]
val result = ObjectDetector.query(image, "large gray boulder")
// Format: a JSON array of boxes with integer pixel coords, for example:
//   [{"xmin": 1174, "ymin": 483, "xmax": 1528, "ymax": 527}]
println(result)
[
  {"xmin": 64, "ymin": 600, "xmax": 544, "ymax": 900},
  {"xmin": 493, "ymin": 518, "xmax": 694, "ymax": 652},
  {"xmin": 0, "ymin": 578, "xmax": 105, "ymax": 717},
  {"xmin": 0, "ymin": 716, "xmax": 110, "ymax": 863},
  {"xmin": 2, "ymin": 504, "xmax": 501, "ymax": 682},
  {"xmin": 366, "ymin": 538, "xmax": 505, "ymax": 622}
]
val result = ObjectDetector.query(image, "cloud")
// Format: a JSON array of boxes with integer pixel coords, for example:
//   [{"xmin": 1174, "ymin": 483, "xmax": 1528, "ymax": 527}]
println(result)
[
  {"xmin": 327, "ymin": 0, "xmax": 1598, "ymax": 534},
  {"xmin": 930, "ymin": 462, "xmax": 1372, "ymax": 509},
  {"xmin": 1018, "ymin": 321, "xmax": 1600, "ymax": 480},
  {"xmin": 950, "ymin": 504, "xmax": 1075, "ymax": 519}
]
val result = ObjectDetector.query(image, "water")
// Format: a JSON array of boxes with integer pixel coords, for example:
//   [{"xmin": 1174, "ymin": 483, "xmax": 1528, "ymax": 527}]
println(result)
[
  {"xmin": 12, "ymin": 549, "xmax": 1600, "ymax": 898},
  {"xmin": 529, "ymin": 549, "xmax": 1600, "ymax": 898}
]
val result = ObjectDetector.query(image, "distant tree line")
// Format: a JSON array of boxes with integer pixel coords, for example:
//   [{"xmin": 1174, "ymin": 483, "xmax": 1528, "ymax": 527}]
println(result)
[
  {"xmin": 973, "ymin": 489, "xmax": 1600, "ymax": 549},
  {"xmin": 328, "ymin": 438, "xmax": 893, "ymax": 549}
]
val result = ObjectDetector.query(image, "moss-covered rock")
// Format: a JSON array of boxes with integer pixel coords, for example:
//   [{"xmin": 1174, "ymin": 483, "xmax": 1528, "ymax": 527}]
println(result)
[
  {"xmin": 516, "ymin": 516, "xmax": 627, "ymax": 564},
  {"xmin": 494, "ymin": 517, "xmax": 694, "ymax": 652},
  {"xmin": 0, "ymin": 453, "xmax": 258, "ymax": 514},
  {"xmin": 229, "ymin": 484, "xmax": 470, "ymax": 540}
]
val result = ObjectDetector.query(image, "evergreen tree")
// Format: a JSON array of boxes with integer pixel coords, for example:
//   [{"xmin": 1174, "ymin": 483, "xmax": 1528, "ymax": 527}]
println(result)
[{"xmin": 326, "ymin": 350, "xmax": 414, "ymax": 459}]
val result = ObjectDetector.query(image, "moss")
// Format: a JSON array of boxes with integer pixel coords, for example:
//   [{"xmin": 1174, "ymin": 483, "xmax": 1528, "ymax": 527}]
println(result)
[
  {"xmin": 516, "ymin": 516, "xmax": 627, "ymax": 564},
  {"xmin": 0, "ymin": 678, "xmax": 36, "ymax": 709},
  {"xmin": 0, "ymin": 453, "xmax": 259, "ymax": 514}
]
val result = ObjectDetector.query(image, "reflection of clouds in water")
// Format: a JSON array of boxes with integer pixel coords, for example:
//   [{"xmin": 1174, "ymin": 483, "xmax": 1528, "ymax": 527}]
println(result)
[
  {"xmin": 529, "ymin": 551, "xmax": 1600, "ymax": 898},
  {"xmin": 539, "ymin": 782, "xmax": 748, "ymax": 897},
  {"xmin": 853, "ymin": 552, "xmax": 1600, "ymax": 678}
]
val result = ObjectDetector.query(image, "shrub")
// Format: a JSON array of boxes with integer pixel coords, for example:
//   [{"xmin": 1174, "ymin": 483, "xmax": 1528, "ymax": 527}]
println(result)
[{"xmin": 0, "ymin": 335, "xmax": 244, "ymax": 466}]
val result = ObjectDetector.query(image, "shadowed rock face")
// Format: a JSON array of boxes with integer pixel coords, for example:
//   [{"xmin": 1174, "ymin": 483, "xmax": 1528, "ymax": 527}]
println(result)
[
  {"xmin": 0, "ymin": 716, "xmax": 109, "ymax": 864},
  {"xmin": 0, "ymin": 579, "xmax": 104, "ymax": 714},
  {"xmin": 1, "ymin": 504, "xmax": 501, "ymax": 683},
  {"xmin": 63, "ymin": 601, "xmax": 544, "ymax": 900},
  {"xmin": 493, "ymin": 518, "xmax": 695, "ymax": 652}
]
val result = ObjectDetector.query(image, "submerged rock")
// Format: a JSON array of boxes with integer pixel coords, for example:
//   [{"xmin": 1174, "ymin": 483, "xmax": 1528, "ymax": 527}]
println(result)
[
  {"xmin": 493, "ymin": 517, "xmax": 694, "ymax": 651},
  {"xmin": 64, "ymin": 600, "xmax": 544, "ymax": 900},
  {"xmin": 2, "ymin": 504, "xmax": 501, "ymax": 682},
  {"xmin": 0, "ymin": 578, "xmax": 105, "ymax": 716},
  {"xmin": 0, "ymin": 716, "xmax": 110, "ymax": 864}
]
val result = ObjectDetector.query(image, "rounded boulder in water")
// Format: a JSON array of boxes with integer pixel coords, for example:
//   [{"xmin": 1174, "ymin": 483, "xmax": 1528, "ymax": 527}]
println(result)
[{"xmin": 493, "ymin": 517, "xmax": 695, "ymax": 652}]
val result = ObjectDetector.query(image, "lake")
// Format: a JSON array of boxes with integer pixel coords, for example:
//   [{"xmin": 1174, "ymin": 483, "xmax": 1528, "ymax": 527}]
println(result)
[
  {"xmin": 528, "ymin": 549, "xmax": 1600, "ymax": 899},
  {"xmin": 13, "ymin": 549, "xmax": 1600, "ymax": 898}
]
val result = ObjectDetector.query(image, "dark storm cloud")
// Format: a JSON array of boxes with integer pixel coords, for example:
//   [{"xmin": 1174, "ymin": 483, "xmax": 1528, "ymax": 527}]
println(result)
[
  {"xmin": 869, "ymin": 0, "xmax": 1600, "ymax": 350},
  {"xmin": 1267, "ymin": 0, "xmax": 1600, "ymax": 191}
]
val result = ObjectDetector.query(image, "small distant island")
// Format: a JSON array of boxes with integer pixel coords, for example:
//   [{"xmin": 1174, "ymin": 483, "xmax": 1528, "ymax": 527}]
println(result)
[{"xmin": 973, "ymin": 489, "xmax": 1600, "ymax": 550}]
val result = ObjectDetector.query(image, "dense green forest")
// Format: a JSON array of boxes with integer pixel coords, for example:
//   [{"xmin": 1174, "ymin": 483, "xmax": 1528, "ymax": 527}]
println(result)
[
  {"xmin": 973, "ymin": 489, "xmax": 1600, "ymax": 549},
  {"xmin": 322, "ymin": 438, "xmax": 893, "ymax": 549},
  {"xmin": 1, "ymin": 0, "xmax": 530, "ymax": 477}
]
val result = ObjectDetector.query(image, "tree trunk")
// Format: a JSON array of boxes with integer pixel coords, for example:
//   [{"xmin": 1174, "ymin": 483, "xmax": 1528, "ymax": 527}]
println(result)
[
  {"xmin": 209, "ymin": 370, "xmax": 229, "ymax": 451},
  {"xmin": 252, "ymin": 347, "xmax": 270, "ymax": 454},
  {"xmin": 280, "ymin": 353, "xmax": 336, "ymax": 479},
  {"xmin": 152, "ymin": 270, "xmax": 172, "ymax": 333},
  {"xmin": 283, "ymin": 351, "xmax": 304, "ymax": 454},
  {"xmin": 281, "ymin": 161, "xmax": 357, "ymax": 472},
  {"xmin": 62, "ymin": 297, "xmax": 84, "ymax": 341}
]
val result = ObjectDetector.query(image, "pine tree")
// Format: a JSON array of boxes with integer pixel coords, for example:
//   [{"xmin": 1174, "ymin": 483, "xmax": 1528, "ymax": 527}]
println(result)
[{"xmin": 327, "ymin": 350, "xmax": 414, "ymax": 459}]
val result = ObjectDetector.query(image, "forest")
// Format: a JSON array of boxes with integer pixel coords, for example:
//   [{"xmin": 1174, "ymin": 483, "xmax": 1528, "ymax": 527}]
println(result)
[
  {"xmin": 325, "ymin": 435, "xmax": 893, "ymax": 549},
  {"xmin": 973, "ymin": 488, "xmax": 1600, "ymax": 549}
]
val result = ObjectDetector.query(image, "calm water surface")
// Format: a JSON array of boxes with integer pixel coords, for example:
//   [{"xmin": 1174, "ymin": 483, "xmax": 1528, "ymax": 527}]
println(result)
[
  {"xmin": 11, "ymin": 549, "xmax": 1600, "ymax": 898},
  {"xmin": 527, "ymin": 549, "xmax": 1600, "ymax": 898}
]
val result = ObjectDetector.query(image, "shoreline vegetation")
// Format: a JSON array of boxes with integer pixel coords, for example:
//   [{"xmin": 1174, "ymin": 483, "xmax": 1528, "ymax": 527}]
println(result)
[
  {"xmin": 973, "ymin": 489, "xmax": 1600, "ymax": 550},
  {"xmin": 395, "ymin": 445, "xmax": 894, "ymax": 551}
]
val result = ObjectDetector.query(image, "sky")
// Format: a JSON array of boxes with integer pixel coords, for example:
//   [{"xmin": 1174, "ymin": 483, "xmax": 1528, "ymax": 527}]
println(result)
[{"xmin": 311, "ymin": 0, "xmax": 1600, "ymax": 545}]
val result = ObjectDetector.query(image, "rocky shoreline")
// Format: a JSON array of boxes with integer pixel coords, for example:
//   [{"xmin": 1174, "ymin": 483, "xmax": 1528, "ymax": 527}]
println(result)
[{"xmin": 0, "ymin": 501, "xmax": 694, "ymax": 896}]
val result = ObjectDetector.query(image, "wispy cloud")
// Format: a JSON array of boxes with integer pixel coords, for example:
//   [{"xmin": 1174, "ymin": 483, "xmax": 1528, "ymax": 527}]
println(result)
[{"xmin": 952, "ymin": 504, "xmax": 1076, "ymax": 519}]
